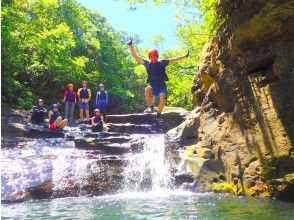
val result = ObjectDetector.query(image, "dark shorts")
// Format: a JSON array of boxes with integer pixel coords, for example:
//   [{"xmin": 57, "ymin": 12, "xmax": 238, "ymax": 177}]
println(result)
[
  {"xmin": 151, "ymin": 85, "xmax": 167, "ymax": 97},
  {"xmin": 79, "ymin": 102, "xmax": 89, "ymax": 110}
]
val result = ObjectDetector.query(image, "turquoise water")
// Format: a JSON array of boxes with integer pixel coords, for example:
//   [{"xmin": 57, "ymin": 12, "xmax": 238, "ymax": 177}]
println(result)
[{"xmin": 2, "ymin": 191, "xmax": 294, "ymax": 220}]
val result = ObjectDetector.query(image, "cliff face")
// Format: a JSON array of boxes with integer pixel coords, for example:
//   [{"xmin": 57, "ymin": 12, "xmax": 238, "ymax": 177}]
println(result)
[{"xmin": 166, "ymin": 0, "xmax": 294, "ymax": 200}]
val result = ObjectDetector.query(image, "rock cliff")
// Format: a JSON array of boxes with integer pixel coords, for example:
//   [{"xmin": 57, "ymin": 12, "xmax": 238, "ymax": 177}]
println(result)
[{"xmin": 165, "ymin": 0, "xmax": 294, "ymax": 200}]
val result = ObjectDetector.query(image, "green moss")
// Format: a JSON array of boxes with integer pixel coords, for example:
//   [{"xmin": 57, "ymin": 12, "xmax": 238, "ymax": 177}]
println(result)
[
  {"xmin": 212, "ymin": 182, "xmax": 238, "ymax": 194},
  {"xmin": 283, "ymin": 173, "xmax": 294, "ymax": 184}
]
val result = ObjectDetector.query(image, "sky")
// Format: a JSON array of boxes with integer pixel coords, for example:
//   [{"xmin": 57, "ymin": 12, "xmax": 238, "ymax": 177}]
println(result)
[{"xmin": 76, "ymin": 0, "xmax": 180, "ymax": 50}]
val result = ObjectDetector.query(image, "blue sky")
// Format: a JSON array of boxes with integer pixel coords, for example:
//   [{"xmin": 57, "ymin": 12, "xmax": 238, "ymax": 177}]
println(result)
[{"xmin": 76, "ymin": 0, "xmax": 180, "ymax": 50}]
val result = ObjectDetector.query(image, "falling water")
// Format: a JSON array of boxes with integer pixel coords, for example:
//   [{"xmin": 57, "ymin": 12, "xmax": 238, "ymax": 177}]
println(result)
[{"xmin": 123, "ymin": 134, "xmax": 172, "ymax": 192}]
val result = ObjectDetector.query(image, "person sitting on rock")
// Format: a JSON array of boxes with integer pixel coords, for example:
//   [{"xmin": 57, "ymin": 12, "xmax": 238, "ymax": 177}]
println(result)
[
  {"xmin": 77, "ymin": 80, "xmax": 91, "ymax": 123},
  {"xmin": 127, "ymin": 39, "xmax": 189, "ymax": 122},
  {"xmin": 91, "ymin": 109, "xmax": 104, "ymax": 132},
  {"xmin": 48, "ymin": 104, "xmax": 68, "ymax": 129},
  {"xmin": 30, "ymin": 99, "xmax": 48, "ymax": 125},
  {"xmin": 63, "ymin": 83, "xmax": 77, "ymax": 124},
  {"xmin": 95, "ymin": 83, "xmax": 108, "ymax": 118}
]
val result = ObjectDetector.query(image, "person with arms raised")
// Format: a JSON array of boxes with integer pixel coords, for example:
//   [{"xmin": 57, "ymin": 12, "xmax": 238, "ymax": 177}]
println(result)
[{"xmin": 127, "ymin": 39, "xmax": 189, "ymax": 122}]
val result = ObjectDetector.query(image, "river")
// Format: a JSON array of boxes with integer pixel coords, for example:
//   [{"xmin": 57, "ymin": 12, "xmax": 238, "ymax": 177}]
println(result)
[{"xmin": 2, "ymin": 134, "xmax": 294, "ymax": 219}]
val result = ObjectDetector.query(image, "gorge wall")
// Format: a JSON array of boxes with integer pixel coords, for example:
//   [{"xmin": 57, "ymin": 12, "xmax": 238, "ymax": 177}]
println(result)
[{"xmin": 166, "ymin": 0, "xmax": 294, "ymax": 200}]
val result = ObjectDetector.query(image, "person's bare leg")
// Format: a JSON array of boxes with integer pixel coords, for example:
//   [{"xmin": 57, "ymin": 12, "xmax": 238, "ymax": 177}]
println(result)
[
  {"xmin": 145, "ymin": 86, "xmax": 153, "ymax": 107},
  {"xmin": 79, "ymin": 109, "xmax": 84, "ymax": 120},
  {"xmin": 59, "ymin": 119, "xmax": 68, "ymax": 129},
  {"xmin": 85, "ymin": 110, "xmax": 90, "ymax": 121},
  {"xmin": 55, "ymin": 116, "xmax": 63, "ymax": 127},
  {"xmin": 157, "ymin": 93, "xmax": 166, "ymax": 113}
]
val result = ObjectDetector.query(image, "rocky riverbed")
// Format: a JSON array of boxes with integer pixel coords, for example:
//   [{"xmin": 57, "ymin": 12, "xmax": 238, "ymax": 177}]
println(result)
[{"xmin": 1, "ymin": 107, "xmax": 188, "ymax": 203}]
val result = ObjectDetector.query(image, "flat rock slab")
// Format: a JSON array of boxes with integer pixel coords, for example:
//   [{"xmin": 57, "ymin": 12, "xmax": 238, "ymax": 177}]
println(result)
[
  {"xmin": 2, "ymin": 123, "xmax": 64, "ymax": 138},
  {"xmin": 107, "ymin": 123, "xmax": 152, "ymax": 134}
]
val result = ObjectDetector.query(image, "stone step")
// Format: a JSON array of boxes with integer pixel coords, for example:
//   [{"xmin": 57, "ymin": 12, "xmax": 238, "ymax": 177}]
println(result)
[
  {"xmin": 107, "ymin": 123, "xmax": 152, "ymax": 134},
  {"xmin": 106, "ymin": 107, "xmax": 188, "ymax": 129}
]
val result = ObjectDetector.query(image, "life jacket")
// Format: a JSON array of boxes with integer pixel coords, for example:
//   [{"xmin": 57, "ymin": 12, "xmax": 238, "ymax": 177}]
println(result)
[
  {"xmin": 80, "ymin": 88, "xmax": 89, "ymax": 99},
  {"xmin": 93, "ymin": 115, "xmax": 102, "ymax": 124},
  {"xmin": 31, "ymin": 106, "xmax": 47, "ymax": 124},
  {"xmin": 145, "ymin": 60, "xmax": 169, "ymax": 86},
  {"xmin": 65, "ymin": 91, "xmax": 75, "ymax": 102},
  {"xmin": 96, "ymin": 91, "xmax": 107, "ymax": 100},
  {"xmin": 50, "ymin": 111, "xmax": 60, "ymax": 124}
]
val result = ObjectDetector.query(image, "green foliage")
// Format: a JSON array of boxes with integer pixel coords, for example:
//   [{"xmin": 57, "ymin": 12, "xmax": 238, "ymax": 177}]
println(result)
[
  {"xmin": 2, "ymin": 0, "xmax": 221, "ymax": 112},
  {"xmin": 126, "ymin": 0, "xmax": 219, "ymax": 109},
  {"xmin": 2, "ymin": 0, "xmax": 145, "ymax": 113}
]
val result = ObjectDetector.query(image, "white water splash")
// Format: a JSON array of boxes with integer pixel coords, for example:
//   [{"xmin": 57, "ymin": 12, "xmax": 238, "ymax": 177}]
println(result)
[{"xmin": 123, "ymin": 134, "xmax": 172, "ymax": 192}]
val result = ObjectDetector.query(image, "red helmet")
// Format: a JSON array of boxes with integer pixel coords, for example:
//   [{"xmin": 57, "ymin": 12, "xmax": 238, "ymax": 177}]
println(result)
[
  {"xmin": 67, "ymin": 83, "xmax": 74, "ymax": 88},
  {"xmin": 148, "ymin": 49, "xmax": 159, "ymax": 59}
]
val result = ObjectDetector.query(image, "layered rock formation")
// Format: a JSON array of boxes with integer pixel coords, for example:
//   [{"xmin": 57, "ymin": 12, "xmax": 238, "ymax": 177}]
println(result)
[
  {"xmin": 1, "ymin": 107, "xmax": 187, "ymax": 203},
  {"xmin": 166, "ymin": 0, "xmax": 294, "ymax": 200}
]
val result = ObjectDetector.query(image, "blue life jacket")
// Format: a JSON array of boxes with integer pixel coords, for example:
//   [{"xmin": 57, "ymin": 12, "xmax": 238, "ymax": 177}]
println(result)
[
  {"xmin": 80, "ymin": 88, "xmax": 89, "ymax": 99},
  {"xmin": 65, "ymin": 91, "xmax": 75, "ymax": 102},
  {"xmin": 50, "ymin": 111, "xmax": 60, "ymax": 124},
  {"xmin": 96, "ymin": 91, "xmax": 108, "ymax": 108},
  {"xmin": 96, "ymin": 91, "xmax": 107, "ymax": 100}
]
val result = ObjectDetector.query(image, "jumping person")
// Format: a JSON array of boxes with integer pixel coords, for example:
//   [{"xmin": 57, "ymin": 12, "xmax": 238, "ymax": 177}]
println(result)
[
  {"xmin": 63, "ymin": 83, "xmax": 77, "ymax": 123},
  {"xmin": 91, "ymin": 109, "xmax": 104, "ymax": 132},
  {"xmin": 127, "ymin": 39, "xmax": 189, "ymax": 122},
  {"xmin": 48, "ymin": 104, "xmax": 68, "ymax": 129},
  {"xmin": 30, "ymin": 99, "xmax": 47, "ymax": 125},
  {"xmin": 95, "ymin": 83, "xmax": 108, "ymax": 118},
  {"xmin": 77, "ymin": 80, "xmax": 91, "ymax": 122}
]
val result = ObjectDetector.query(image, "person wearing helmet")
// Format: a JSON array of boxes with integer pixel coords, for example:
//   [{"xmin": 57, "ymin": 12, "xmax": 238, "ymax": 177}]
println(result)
[
  {"xmin": 127, "ymin": 39, "xmax": 189, "ymax": 122},
  {"xmin": 77, "ymin": 80, "xmax": 91, "ymax": 122},
  {"xmin": 48, "ymin": 104, "xmax": 68, "ymax": 129},
  {"xmin": 95, "ymin": 83, "xmax": 108, "ymax": 118},
  {"xmin": 63, "ymin": 83, "xmax": 77, "ymax": 123},
  {"xmin": 91, "ymin": 108, "xmax": 104, "ymax": 132},
  {"xmin": 30, "ymin": 98, "xmax": 48, "ymax": 125}
]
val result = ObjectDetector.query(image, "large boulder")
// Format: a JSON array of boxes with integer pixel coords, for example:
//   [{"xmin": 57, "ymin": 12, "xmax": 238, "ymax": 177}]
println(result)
[{"xmin": 167, "ymin": 0, "xmax": 294, "ymax": 200}]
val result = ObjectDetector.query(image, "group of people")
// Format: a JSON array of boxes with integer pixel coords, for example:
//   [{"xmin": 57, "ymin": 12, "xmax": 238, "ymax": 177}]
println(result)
[
  {"xmin": 31, "ymin": 81, "xmax": 109, "ymax": 132},
  {"xmin": 30, "ymin": 40, "xmax": 189, "ymax": 132}
]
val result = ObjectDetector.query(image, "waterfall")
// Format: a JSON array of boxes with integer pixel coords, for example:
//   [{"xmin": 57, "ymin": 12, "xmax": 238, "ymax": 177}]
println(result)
[{"xmin": 123, "ymin": 134, "xmax": 172, "ymax": 192}]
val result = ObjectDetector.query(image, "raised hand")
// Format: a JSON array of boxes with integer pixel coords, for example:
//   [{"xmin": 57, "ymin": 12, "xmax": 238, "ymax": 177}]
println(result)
[{"xmin": 127, "ymin": 38, "xmax": 133, "ymax": 46}]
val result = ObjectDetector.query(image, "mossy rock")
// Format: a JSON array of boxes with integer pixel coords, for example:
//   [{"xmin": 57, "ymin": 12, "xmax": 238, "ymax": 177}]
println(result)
[{"xmin": 212, "ymin": 182, "xmax": 238, "ymax": 194}]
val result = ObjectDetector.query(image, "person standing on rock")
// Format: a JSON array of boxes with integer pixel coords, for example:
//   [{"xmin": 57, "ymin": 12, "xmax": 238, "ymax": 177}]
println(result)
[
  {"xmin": 63, "ymin": 83, "xmax": 77, "ymax": 124},
  {"xmin": 95, "ymin": 83, "xmax": 108, "ymax": 119},
  {"xmin": 127, "ymin": 39, "xmax": 189, "ymax": 122},
  {"xmin": 77, "ymin": 80, "xmax": 91, "ymax": 123},
  {"xmin": 30, "ymin": 98, "xmax": 47, "ymax": 125}
]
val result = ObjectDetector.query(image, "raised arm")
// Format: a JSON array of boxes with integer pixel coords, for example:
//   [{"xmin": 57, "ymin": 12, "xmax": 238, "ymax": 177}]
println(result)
[
  {"xmin": 167, "ymin": 50, "xmax": 189, "ymax": 64},
  {"xmin": 127, "ymin": 39, "xmax": 144, "ymax": 65}
]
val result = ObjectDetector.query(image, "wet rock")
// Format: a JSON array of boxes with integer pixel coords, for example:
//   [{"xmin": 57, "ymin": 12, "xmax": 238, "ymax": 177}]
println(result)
[
  {"xmin": 179, "ymin": 181, "xmax": 197, "ymax": 192},
  {"xmin": 174, "ymin": 172, "xmax": 195, "ymax": 187},
  {"xmin": 165, "ymin": 107, "xmax": 201, "ymax": 151},
  {"xmin": 107, "ymin": 123, "xmax": 152, "ymax": 134},
  {"xmin": 2, "ymin": 123, "xmax": 64, "ymax": 138}
]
